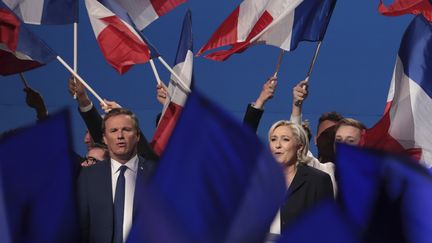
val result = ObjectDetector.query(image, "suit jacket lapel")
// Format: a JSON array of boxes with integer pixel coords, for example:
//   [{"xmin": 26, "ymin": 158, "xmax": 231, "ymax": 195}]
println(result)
[{"xmin": 287, "ymin": 165, "xmax": 307, "ymax": 197}]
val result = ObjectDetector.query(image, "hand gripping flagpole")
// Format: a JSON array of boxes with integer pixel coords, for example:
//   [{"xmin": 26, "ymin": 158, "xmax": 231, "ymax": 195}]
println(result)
[
  {"xmin": 295, "ymin": 41, "xmax": 322, "ymax": 106},
  {"xmin": 56, "ymin": 56, "xmax": 107, "ymax": 107}
]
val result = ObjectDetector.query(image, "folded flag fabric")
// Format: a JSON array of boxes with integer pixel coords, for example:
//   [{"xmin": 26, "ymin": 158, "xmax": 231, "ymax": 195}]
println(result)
[
  {"xmin": 197, "ymin": 0, "xmax": 336, "ymax": 61},
  {"xmin": 378, "ymin": 0, "xmax": 432, "ymax": 22},
  {"xmin": 0, "ymin": 1, "xmax": 57, "ymax": 75},
  {"xmin": 3, "ymin": 0, "xmax": 78, "ymax": 25},
  {"xmin": 151, "ymin": 9, "xmax": 193, "ymax": 156},
  {"xmin": 128, "ymin": 90, "xmax": 286, "ymax": 243},
  {"xmin": 363, "ymin": 15, "xmax": 432, "ymax": 167},
  {"xmin": 336, "ymin": 143, "xmax": 432, "ymax": 243},
  {"xmin": 114, "ymin": 0, "xmax": 186, "ymax": 30},
  {"xmin": 85, "ymin": 0, "xmax": 153, "ymax": 74},
  {"xmin": 0, "ymin": 109, "xmax": 79, "ymax": 242}
]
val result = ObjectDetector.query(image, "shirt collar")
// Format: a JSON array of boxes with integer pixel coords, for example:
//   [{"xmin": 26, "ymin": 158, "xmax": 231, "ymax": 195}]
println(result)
[{"xmin": 111, "ymin": 155, "xmax": 139, "ymax": 174}]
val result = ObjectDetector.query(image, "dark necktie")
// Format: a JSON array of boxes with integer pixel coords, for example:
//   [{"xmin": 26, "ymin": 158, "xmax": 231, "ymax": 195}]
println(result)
[{"xmin": 113, "ymin": 165, "xmax": 127, "ymax": 243}]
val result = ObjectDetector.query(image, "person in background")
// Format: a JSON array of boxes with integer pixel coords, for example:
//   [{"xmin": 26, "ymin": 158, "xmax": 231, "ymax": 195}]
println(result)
[
  {"xmin": 334, "ymin": 118, "xmax": 366, "ymax": 146},
  {"xmin": 242, "ymin": 77, "xmax": 338, "ymax": 196},
  {"xmin": 77, "ymin": 108, "xmax": 157, "ymax": 243},
  {"xmin": 68, "ymin": 77, "xmax": 159, "ymax": 161},
  {"xmin": 81, "ymin": 143, "xmax": 109, "ymax": 167},
  {"xmin": 268, "ymin": 120, "xmax": 333, "ymax": 235}
]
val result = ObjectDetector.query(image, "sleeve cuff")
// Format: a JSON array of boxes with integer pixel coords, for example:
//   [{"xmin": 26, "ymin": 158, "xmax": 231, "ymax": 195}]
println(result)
[{"xmin": 79, "ymin": 102, "xmax": 93, "ymax": 113}]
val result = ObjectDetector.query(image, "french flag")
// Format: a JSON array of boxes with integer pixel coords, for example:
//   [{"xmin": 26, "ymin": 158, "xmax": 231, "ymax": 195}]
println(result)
[
  {"xmin": 151, "ymin": 10, "xmax": 193, "ymax": 156},
  {"xmin": 113, "ymin": 0, "xmax": 186, "ymax": 31},
  {"xmin": 85, "ymin": 0, "xmax": 153, "ymax": 74},
  {"xmin": 363, "ymin": 15, "xmax": 432, "ymax": 168},
  {"xmin": 0, "ymin": 2, "xmax": 57, "ymax": 76},
  {"xmin": 378, "ymin": 0, "xmax": 432, "ymax": 22},
  {"xmin": 3, "ymin": 0, "xmax": 78, "ymax": 25},
  {"xmin": 197, "ymin": 0, "xmax": 336, "ymax": 61}
]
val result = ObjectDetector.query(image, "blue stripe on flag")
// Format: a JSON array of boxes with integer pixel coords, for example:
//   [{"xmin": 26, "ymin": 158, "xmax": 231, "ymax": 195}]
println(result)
[
  {"xmin": 41, "ymin": 0, "xmax": 79, "ymax": 24},
  {"xmin": 17, "ymin": 23, "xmax": 57, "ymax": 63},
  {"xmin": 174, "ymin": 9, "xmax": 193, "ymax": 65},
  {"xmin": 290, "ymin": 0, "xmax": 336, "ymax": 50},
  {"xmin": 398, "ymin": 15, "xmax": 432, "ymax": 99}
]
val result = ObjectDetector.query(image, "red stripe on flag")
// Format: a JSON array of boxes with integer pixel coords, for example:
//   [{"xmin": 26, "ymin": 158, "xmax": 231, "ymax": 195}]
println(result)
[
  {"xmin": 203, "ymin": 10, "xmax": 274, "ymax": 61},
  {"xmin": 362, "ymin": 103, "xmax": 422, "ymax": 160},
  {"xmin": 378, "ymin": 0, "xmax": 432, "ymax": 22},
  {"xmin": 151, "ymin": 102, "xmax": 183, "ymax": 155},
  {"xmin": 98, "ymin": 16, "xmax": 151, "ymax": 74},
  {"xmin": 0, "ymin": 9, "xmax": 20, "ymax": 52},
  {"xmin": 0, "ymin": 49, "xmax": 42, "ymax": 75},
  {"xmin": 197, "ymin": 7, "xmax": 240, "ymax": 56},
  {"xmin": 150, "ymin": 0, "xmax": 186, "ymax": 17}
]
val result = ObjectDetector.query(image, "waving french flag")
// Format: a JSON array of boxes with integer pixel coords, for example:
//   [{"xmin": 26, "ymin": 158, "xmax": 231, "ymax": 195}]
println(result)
[
  {"xmin": 197, "ymin": 0, "xmax": 336, "ymax": 61},
  {"xmin": 85, "ymin": 0, "xmax": 154, "ymax": 74},
  {"xmin": 363, "ymin": 15, "xmax": 432, "ymax": 168},
  {"xmin": 2, "ymin": 0, "xmax": 78, "ymax": 25},
  {"xmin": 114, "ymin": 0, "xmax": 186, "ymax": 30},
  {"xmin": 0, "ymin": 2, "xmax": 57, "ymax": 76},
  {"xmin": 378, "ymin": 0, "xmax": 432, "ymax": 22},
  {"xmin": 151, "ymin": 10, "xmax": 193, "ymax": 156}
]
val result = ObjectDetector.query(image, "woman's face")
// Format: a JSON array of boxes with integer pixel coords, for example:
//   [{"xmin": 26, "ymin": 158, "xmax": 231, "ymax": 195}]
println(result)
[
  {"xmin": 335, "ymin": 125, "xmax": 362, "ymax": 146},
  {"xmin": 269, "ymin": 125, "xmax": 301, "ymax": 166}
]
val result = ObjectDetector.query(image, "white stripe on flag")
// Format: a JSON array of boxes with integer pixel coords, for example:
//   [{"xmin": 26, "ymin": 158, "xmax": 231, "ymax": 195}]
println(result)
[
  {"xmin": 114, "ymin": 0, "xmax": 158, "ymax": 30},
  {"xmin": 3, "ymin": 0, "xmax": 44, "ymax": 24},
  {"xmin": 389, "ymin": 56, "xmax": 432, "ymax": 166}
]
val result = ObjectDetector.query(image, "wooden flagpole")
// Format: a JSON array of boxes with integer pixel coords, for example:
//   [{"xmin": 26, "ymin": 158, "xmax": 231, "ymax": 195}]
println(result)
[
  {"xmin": 157, "ymin": 56, "xmax": 191, "ymax": 93},
  {"xmin": 56, "ymin": 56, "xmax": 107, "ymax": 106},
  {"xmin": 273, "ymin": 50, "xmax": 285, "ymax": 78},
  {"xmin": 19, "ymin": 73, "xmax": 29, "ymax": 88},
  {"xmin": 304, "ymin": 41, "xmax": 322, "ymax": 82},
  {"xmin": 295, "ymin": 41, "xmax": 322, "ymax": 106},
  {"xmin": 149, "ymin": 59, "xmax": 162, "ymax": 85},
  {"xmin": 73, "ymin": 22, "xmax": 78, "ymax": 99}
]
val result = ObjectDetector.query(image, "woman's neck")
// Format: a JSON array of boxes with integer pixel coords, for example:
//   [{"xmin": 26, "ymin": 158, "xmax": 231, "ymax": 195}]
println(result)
[{"xmin": 283, "ymin": 163, "xmax": 297, "ymax": 186}]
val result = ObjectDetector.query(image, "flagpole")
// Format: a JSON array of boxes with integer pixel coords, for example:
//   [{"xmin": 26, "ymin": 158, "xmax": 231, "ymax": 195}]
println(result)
[
  {"xmin": 19, "ymin": 73, "xmax": 29, "ymax": 88},
  {"xmin": 73, "ymin": 22, "xmax": 78, "ymax": 99},
  {"xmin": 56, "ymin": 56, "xmax": 107, "ymax": 106},
  {"xmin": 149, "ymin": 59, "xmax": 162, "ymax": 85},
  {"xmin": 157, "ymin": 56, "xmax": 191, "ymax": 93},
  {"xmin": 295, "ymin": 41, "xmax": 322, "ymax": 106},
  {"xmin": 304, "ymin": 41, "xmax": 322, "ymax": 82},
  {"xmin": 273, "ymin": 50, "xmax": 285, "ymax": 78}
]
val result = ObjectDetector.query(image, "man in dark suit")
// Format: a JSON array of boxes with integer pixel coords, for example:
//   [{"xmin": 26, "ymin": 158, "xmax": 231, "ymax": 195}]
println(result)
[{"xmin": 77, "ymin": 108, "xmax": 157, "ymax": 243}]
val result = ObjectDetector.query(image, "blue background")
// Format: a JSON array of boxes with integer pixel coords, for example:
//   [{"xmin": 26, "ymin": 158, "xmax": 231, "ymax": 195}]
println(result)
[{"xmin": 0, "ymin": 0, "xmax": 411, "ymax": 156}]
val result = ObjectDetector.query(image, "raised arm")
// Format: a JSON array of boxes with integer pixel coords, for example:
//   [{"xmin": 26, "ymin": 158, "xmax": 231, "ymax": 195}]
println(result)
[
  {"xmin": 243, "ymin": 76, "xmax": 277, "ymax": 132},
  {"xmin": 290, "ymin": 80, "xmax": 308, "ymax": 125}
]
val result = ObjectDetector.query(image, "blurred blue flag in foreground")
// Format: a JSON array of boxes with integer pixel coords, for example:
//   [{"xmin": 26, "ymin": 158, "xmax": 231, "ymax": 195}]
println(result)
[
  {"xmin": 0, "ymin": 109, "xmax": 79, "ymax": 243},
  {"xmin": 277, "ymin": 144, "xmax": 432, "ymax": 243},
  {"xmin": 336, "ymin": 144, "xmax": 432, "ymax": 243},
  {"xmin": 128, "ymin": 90, "xmax": 286, "ymax": 243}
]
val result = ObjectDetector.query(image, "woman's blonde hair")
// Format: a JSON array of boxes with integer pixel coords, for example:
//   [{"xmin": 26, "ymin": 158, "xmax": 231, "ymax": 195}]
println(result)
[{"xmin": 268, "ymin": 120, "xmax": 310, "ymax": 164}]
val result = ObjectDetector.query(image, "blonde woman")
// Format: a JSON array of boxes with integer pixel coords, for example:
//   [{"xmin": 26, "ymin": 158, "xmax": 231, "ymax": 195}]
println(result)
[{"xmin": 268, "ymin": 121, "xmax": 333, "ymax": 232}]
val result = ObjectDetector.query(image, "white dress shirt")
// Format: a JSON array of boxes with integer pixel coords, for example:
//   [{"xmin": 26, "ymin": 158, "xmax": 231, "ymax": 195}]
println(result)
[{"xmin": 111, "ymin": 155, "xmax": 138, "ymax": 243}]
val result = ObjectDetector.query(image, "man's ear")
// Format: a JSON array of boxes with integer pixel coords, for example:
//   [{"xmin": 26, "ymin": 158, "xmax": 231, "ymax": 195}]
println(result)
[{"xmin": 103, "ymin": 133, "xmax": 107, "ymax": 145}]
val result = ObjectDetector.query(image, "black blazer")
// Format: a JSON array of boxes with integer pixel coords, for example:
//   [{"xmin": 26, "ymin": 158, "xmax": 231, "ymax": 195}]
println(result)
[
  {"xmin": 77, "ymin": 156, "xmax": 156, "ymax": 243},
  {"xmin": 280, "ymin": 163, "xmax": 333, "ymax": 228}
]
